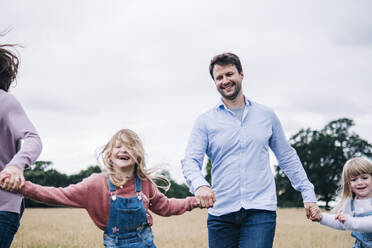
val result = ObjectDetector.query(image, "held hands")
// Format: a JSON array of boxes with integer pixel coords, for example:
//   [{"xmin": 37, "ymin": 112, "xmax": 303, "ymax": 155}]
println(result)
[
  {"xmin": 195, "ymin": 186, "xmax": 215, "ymax": 208},
  {"xmin": 308, "ymin": 204, "xmax": 349, "ymax": 224},
  {"xmin": 0, "ymin": 166, "xmax": 25, "ymax": 192},
  {"xmin": 309, "ymin": 205, "xmax": 322, "ymax": 222},
  {"xmin": 304, "ymin": 202, "xmax": 320, "ymax": 221}
]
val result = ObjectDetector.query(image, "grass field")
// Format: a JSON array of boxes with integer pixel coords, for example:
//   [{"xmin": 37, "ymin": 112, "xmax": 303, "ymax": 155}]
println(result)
[{"xmin": 11, "ymin": 208, "xmax": 354, "ymax": 248}]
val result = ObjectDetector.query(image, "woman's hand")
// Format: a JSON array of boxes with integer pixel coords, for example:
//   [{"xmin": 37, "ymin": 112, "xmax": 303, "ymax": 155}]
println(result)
[{"xmin": 0, "ymin": 166, "xmax": 25, "ymax": 192}]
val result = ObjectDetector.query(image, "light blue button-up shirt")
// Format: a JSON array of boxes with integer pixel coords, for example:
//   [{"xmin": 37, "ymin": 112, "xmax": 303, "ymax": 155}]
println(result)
[{"xmin": 181, "ymin": 98, "xmax": 316, "ymax": 216}]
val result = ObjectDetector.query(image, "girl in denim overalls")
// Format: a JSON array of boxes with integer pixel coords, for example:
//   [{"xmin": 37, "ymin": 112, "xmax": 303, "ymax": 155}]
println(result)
[
  {"xmin": 2, "ymin": 129, "xmax": 199, "ymax": 247},
  {"xmin": 311, "ymin": 157, "xmax": 372, "ymax": 248}
]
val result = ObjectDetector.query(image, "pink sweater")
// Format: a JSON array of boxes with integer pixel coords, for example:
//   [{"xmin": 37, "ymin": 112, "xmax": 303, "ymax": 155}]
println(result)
[{"xmin": 21, "ymin": 173, "xmax": 198, "ymax": 230}]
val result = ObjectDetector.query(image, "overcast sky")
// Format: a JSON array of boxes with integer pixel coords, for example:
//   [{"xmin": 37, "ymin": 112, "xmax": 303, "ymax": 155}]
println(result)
[{"xmin": 1, "ymin": 0, "xmax": 371, "ymax": 183}]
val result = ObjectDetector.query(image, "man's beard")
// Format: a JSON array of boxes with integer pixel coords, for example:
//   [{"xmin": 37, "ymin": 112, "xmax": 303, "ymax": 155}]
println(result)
[{"xmin": 218, "ymin": 83, "xmax": 241, "ymax": 101}]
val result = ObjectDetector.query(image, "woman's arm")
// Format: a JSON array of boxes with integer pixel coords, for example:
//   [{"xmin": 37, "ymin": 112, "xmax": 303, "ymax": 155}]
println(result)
[
  {"xmin": 5, "ymin": 94, "xmax": 42, "ymax": 170},
  {"xmin": 0, "ymin": 94, "xmax": 42, "ymax": 191}
]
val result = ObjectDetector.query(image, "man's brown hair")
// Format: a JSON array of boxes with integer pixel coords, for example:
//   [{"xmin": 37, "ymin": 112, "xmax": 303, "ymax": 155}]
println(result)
[{"xmin": 209, "ymin": 52, "xmax": 242, "ymax": 80}]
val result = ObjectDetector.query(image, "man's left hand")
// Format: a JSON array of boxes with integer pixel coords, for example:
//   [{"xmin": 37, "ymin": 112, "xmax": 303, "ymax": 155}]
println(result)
[{"xmin": 304, "ymin": 202, "xmax": 319, "ymax": 220}]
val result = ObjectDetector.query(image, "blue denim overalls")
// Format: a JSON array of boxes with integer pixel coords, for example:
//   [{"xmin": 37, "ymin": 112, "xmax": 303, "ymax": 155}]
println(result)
[
  {"xmin": 103, "ymin": 175, "xmax": 156, "ymax": 248},
  {"xmin": 350, "ymin": 198, "xmax": 372, "ymax": 248}
]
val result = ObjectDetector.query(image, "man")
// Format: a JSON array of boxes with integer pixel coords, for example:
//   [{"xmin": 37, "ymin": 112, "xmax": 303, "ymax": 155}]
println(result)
[{"xmin": 181, "ymin": 52, "xmax": 318, "ymax": 248}]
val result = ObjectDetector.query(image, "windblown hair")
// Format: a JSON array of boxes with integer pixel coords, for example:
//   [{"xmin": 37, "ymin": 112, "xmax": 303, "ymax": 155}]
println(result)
[
  {"xmin": 98, "ymin": 129, "xmax": 170, "ymax": 192},
  {"xmin": 0, "ymin": 43, "xmax": 19, "ymax": 92},
  {"xmin": 209, "ymin": 52, "xmax": 242, "ymax": 80},
  {"xmin": 333, "ymin": 157, "xmax": 372, "ymax": 213}
]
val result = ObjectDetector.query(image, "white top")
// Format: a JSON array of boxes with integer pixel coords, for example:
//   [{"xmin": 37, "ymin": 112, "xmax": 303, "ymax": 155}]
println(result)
[{"xmin": 320, "ymin": 198, "xmax": 372, "ymax": 233}]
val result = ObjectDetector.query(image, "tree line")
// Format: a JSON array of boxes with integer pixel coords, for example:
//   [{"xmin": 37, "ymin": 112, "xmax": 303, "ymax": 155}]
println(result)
[{"xmin": 24, "ymin": 118, "xmax": 372, "ymax": 209}]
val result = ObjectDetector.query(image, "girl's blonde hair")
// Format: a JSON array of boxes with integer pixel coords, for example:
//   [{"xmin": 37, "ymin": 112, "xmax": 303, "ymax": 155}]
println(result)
[
  {"xmin": 333, "ymin": 157, "xmax": 372, "ymax": 213},
  {"xmin": 98, "ymin": 129, "xmax": 170, "ymax": 191}
]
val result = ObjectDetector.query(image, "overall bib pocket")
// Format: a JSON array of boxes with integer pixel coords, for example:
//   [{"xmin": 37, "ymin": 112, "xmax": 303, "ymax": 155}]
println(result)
[{"xmin": 117, "ymin": 207, "xmax": 143, "ymax": 232}]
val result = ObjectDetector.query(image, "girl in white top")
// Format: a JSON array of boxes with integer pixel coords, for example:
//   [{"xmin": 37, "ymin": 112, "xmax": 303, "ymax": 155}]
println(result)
[{"xmin": 311, "ymin": 157, "xmax": 372, "ymax": 247}]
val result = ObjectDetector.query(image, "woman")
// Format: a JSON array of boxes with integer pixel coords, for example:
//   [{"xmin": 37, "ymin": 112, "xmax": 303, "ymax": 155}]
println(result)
[{"xmin": 0, "ymin": 42, "xmax": 42, "ymax": 248}]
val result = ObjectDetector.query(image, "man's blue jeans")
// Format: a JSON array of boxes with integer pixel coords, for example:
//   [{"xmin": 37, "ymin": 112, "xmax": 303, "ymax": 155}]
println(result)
[
  {"xmin": 0, "ymin": 211, "xmax": 21, "ymax": 248},
  {"xmin": 207, "ymin": 208, "xmax": 276, "ymax": 248}
]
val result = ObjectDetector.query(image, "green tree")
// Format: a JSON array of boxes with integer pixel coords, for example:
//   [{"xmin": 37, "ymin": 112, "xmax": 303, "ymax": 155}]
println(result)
[
  {"xmin": 24, "ymin": 161, "xmax": 69, "ymax": 187},
  {"xmin": 68, "ymin": 165, "xmax": 101, "ymax": 184},
  {"xmin": 24, "ymin": 161, "xmax": 68, "ymax": 207},
  {"xmin": 24, "ymin": 161, "xmax": 101, "ymax": 207},
  {"xmin": 275, "ymin": 118, "xmax": 372, "ymax": 209},
  {"xmin": 155, "ymin": 170, "xmax": 192, "ymax": 198}
]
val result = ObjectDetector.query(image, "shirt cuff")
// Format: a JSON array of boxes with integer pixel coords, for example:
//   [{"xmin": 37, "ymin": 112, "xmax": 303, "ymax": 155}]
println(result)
[
  {"xmin": 301, "ymin": 189, "xmax": 317, "ymax": 203},
  {"xmin": 5, "ymin": 163, "xmax": 25, "ymax": 172},
  {"xmin": 190, "ymin": 177, "xmax": 210, "ymax": 194}
]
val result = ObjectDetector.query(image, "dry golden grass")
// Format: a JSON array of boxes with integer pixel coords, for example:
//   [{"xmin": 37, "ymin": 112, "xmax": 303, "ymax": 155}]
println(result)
[
  {"xmin": 274, "ymin": 208, "xmax": 354, "ymax": 248},
  {"xmin": 11, "ymin": 208, "xmax": 354, "ymax": 248},
  {"xmin": 12, "ymin": 208, "xmax": 102, "ymax": 248}
]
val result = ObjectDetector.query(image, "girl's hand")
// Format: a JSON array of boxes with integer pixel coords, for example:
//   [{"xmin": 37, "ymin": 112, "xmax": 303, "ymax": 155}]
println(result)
[{"xmin": 335, "ymin": 213, "xmax": 347, "ymax": 223}]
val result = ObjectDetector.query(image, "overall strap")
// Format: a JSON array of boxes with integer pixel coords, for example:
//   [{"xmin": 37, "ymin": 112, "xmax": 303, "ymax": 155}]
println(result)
[
  {"xmin": 106, "ymin": 172, "xmax": 142, "ymax": 192},
  {"xmin": 356, "ymin": 198, "xmax": 372, "ymax": 217},
  {"xmin": 106, "ymin": 174, "xmax": 116, "ymax": 192},
  {"xmin": 350, "ymin": 198, "xmax": 372, "ymax": 217},
  {"xmin": 351, "ymin": 198, "xmax": 372, "ymax": 210},
  {"xmin": 134, "ymin": 173, "xmax": 142, "ymax": 193}
]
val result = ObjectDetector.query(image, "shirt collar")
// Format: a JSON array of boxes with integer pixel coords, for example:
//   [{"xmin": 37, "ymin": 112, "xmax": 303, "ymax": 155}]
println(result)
[{"xmin": 215, "ymin": 96, "xmax": 251, "ymax": 110}]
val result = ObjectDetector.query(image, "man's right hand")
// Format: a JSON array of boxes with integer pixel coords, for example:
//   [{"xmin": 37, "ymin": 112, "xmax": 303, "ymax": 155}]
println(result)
[{"xmin": 195, "ymin": 186, "xmax": 215, "ymax": 208}]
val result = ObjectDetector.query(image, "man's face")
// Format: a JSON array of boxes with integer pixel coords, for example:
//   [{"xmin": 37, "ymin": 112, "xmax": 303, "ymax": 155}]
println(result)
[{"xmin": 212, "ymin": 64, "xmax": 243, "ymax": 101}]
